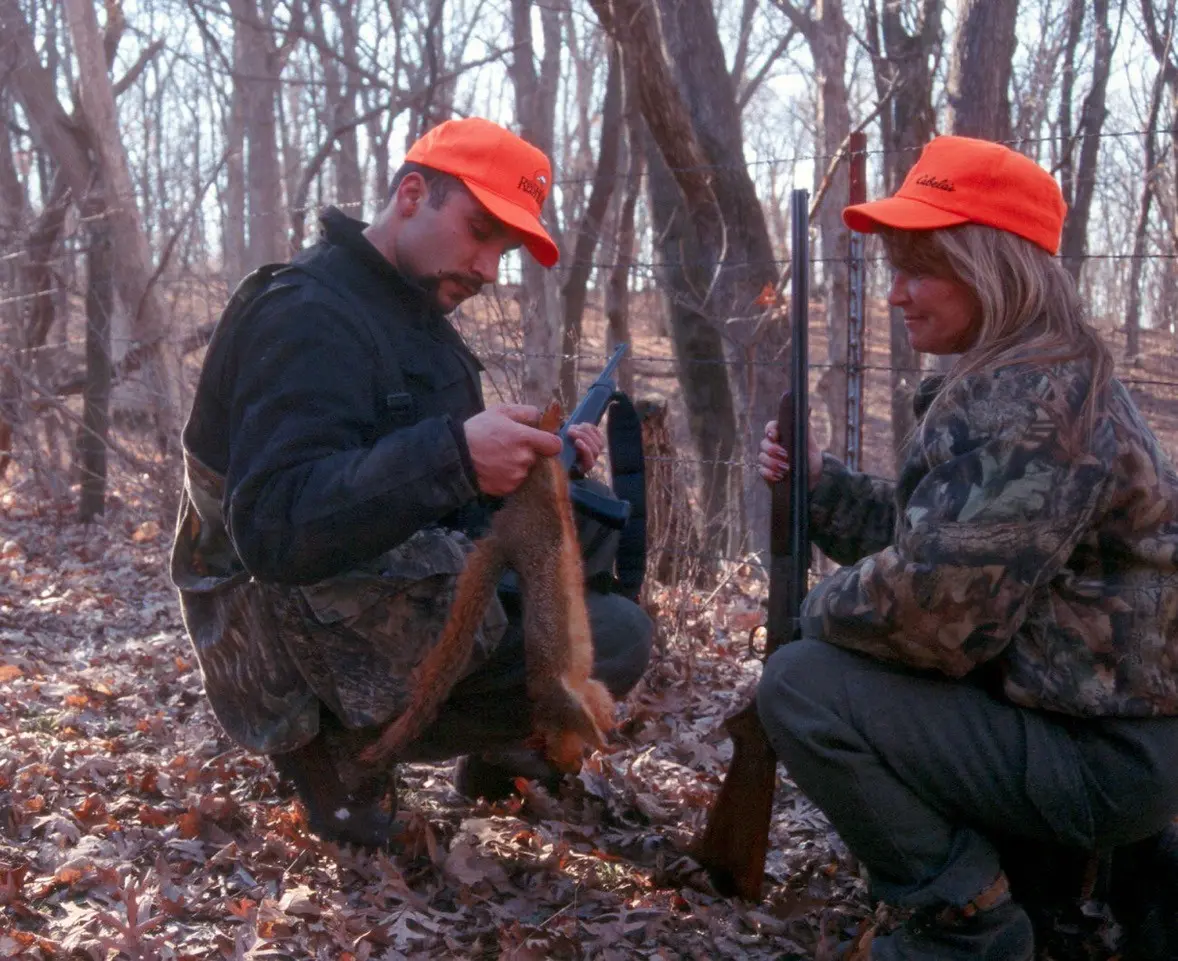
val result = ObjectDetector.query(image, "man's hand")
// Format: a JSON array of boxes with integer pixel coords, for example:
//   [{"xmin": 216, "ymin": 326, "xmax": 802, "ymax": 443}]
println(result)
[
  {"xmin": 565, "ymin": 423, "xmax": 605, "ymax": 474},
  {"xmin": 758, "ymin": 419, "xmax": 823, "ymax": 491},
  {"xmin": 463, "ymin": 405, "xmax": 563, "ymax": 497}
]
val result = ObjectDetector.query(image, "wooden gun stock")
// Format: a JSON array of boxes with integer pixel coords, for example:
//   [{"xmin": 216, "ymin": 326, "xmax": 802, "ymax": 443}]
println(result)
[
  {"xmin": 688, "ymin": 393, "xmax": 807, "ymax": 899},
  {"xmin": 689, "ymin": 189, "xmax": 811, "ymax": 900},
  {"xmin": 687, "ymin": 700, "xmax": 779, "ymax": 898}
]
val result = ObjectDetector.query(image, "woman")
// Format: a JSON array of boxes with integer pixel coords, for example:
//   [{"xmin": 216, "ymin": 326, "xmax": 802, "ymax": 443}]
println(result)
[{"xmin": 755, "ymin": 135, "xmax": 1178, "ymax": 961}]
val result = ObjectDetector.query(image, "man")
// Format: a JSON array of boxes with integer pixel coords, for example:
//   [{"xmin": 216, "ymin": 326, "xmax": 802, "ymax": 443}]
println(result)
[{"xmin": 171, "ymin": 117, "xmax": 653, "ymax": 847}]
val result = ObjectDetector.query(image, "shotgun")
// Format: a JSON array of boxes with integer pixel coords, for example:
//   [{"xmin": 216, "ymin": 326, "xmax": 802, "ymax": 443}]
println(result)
[
  {"xmin": 559, "ymin": 344, "xmax": 631, "ymax": 531},
  {"xmin": 688, "ymin": 188, "xmax": 812, "ymax": 900}
]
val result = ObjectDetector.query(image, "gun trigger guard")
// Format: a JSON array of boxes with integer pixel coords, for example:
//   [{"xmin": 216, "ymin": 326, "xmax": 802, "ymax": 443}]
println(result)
[{"xmin": 747, "ymin": 625, "xmax": 767, "ymax": 661}]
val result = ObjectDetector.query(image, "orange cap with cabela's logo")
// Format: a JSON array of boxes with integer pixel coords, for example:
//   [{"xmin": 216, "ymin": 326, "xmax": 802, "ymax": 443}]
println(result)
[
  {"xmin": 406, "ymin": 117, "xmax": 559, "ymax": 268},
  {"xmin": 843, "ymin": 135, "xmax": 1068, "ymax": 254}
]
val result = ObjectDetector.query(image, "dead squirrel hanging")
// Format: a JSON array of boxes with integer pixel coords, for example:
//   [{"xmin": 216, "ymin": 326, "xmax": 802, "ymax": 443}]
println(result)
[{"xmin": 359, "ymin": 402, "xmax": 616, "ymax": 772}]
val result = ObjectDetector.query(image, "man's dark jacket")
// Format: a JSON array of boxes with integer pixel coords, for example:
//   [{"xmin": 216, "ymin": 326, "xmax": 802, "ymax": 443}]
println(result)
[
  {"xmin": 171, "ymin": 207, "xmax": 514, "ymax": 753},
  {"xmin": 183, "ymin": 206, "xmax": 490, "ymax": 584}
]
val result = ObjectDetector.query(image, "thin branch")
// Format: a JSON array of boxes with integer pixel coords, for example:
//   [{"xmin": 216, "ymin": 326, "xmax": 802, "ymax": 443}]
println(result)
[
  {"xmin": 111, "ymin": 38, "xmax": 165, "ymax": 98},
  {"xmin": 810, "ymin": 79, "xmax": 901, "ymax": 223},
  {"xmin": 767, "ymin": 0, "xmax": 814, "ymax": 42},
  {"xmin": 738, "ymin": 24, "xmax": 799, "ymax": 110},
  {"xmin": 4, "ymin": 360, "xmax": 157, "ymax": 475}
]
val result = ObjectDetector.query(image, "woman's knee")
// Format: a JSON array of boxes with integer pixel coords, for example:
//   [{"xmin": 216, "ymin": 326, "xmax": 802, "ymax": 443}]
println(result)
[{"xmin": 756, "ymin": 639, "xmax": 852, "ymax": 747}]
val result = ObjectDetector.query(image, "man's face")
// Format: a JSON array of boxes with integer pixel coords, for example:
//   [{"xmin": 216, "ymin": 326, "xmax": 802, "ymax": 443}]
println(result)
[{"xmin": 393, "ymin": 177, "xmax": 525, "ymax": 313}]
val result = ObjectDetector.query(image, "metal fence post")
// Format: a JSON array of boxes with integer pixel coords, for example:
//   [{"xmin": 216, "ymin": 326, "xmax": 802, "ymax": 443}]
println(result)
[{"xmin": 846, "ymin": 131, "xmax": 867, "ymax": 472}]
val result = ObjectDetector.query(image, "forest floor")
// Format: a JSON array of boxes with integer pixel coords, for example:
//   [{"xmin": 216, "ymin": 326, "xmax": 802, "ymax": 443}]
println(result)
[
  {"xmin": 0, "ymin": 479, "xmax": 1128, "ymax": 961},
  {"xmin": 4, "ymin": 300, "xmax": 1170, "ymax": 959},
  {"xmin": 0, "ymin": 482, "xmax": 880, "ymax": 960}
]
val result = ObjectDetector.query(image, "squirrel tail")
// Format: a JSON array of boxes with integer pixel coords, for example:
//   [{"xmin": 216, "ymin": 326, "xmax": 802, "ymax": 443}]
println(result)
[{"xmin": 359, "ymin": 535, "xmax": 503, "ymax": 766}]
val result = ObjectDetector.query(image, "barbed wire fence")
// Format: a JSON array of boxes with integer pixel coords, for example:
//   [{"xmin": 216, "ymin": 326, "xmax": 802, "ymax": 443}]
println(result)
[{"xmin": 3, "ymin": 126, "xmax": 1178, "ymax": 592}]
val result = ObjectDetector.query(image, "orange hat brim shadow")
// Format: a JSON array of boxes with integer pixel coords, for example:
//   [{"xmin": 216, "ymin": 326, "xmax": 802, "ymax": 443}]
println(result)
[
  {"xmin": 844, "ymin": 195, "xmax": 970, "ymax": 235},
  {"xmin": 464, "ymin": 181, "xmax": 559, "ymax": 268}
]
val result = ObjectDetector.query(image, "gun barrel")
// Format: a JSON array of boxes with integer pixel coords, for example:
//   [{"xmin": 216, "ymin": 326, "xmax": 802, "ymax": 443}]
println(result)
[
  {"xmin": 567, "ymin": 344, "xmax": 628, "ymax": 421},
  {"xmin": 597, "ymin": 342, "xmax": 628, "ymax": 382},
  {"xmin": 788, "ymin": 189, "xmax": 811, "ymax": 617}
]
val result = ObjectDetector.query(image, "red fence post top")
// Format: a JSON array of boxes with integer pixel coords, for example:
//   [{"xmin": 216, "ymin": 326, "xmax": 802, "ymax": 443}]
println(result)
[{"xmin": 849, "ymin": 132, "xmax": 868, "ymax": 206}]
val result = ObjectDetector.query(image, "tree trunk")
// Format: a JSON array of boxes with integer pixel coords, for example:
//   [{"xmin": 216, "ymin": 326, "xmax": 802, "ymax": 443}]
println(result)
[
  {"xmin": 1058, "ymin": 0, "xmax": 1118, "ymax": 279},
  {"xmin": 510, "ymin": 0, "xmax": 563, "ymax": 405},
  {"xmin": 946, "ymin": 0, "xmax": 1019, "ymax": 140},
  {"xmin": 640, "ymin": 399, "xmax": 704, "ymax": 591},
  {"xmin": 651, "ymin": 0, "xmax": 785, "ymax": 551},
  {"xmin": 1140, "ymin": 0, "xmax": 1178, "ymax": 334},
  {"xmin": 223, "ymin": 52, "xmax": 247, "ymax": 284},
  {"xmin": 79, "ymin": 217, "xmax": 114, "ymax": 522},
  {"xmin": 605, "ymin": 64, "xmax": 645, "ymax": 398},
  {"xmin": 593, "ymin": 0, "xmax": 736, "ymax": 552},
  {"xmin": 330, "ymin": 1, "xmax": 364, "ymax": 212},
  {"xmin": 1125, "ymin": 70, "xmax": 1164, "ymax": 361},
  {"xmin": 559, "ymin": 50, "xmax": 622, "ymax": 407},
  {"xmin": 1130, "ymin": 0, "xmax": 1177, "ymax": 351},
  {"xmin": 868, "ymin": 0, "xmax": 941, "ymax": 471},
  {"xmin": 812, "ymin": 0, "xmax": 851, "ymax": 463},
  {"xmin": 0, "ymin": 94, "xmax": 28, "ymax": 479},
  {"xmin": 229, "ymin": 0, "xmax": 289, "ymax": 272},
  {"xmin": 61, "ymin": 0, "xmax": 180, "ymax": 454},
  {"xmin": 644, "ymin": 137, "xmax": 734, "ymax": 571},
  {"xmin": 935, "ymin": 0, "xmax": 1019, "ymax": 376},
  {"xmin": 1056, "ymin": 0, "xmax": 1085, "ymax": 209}
]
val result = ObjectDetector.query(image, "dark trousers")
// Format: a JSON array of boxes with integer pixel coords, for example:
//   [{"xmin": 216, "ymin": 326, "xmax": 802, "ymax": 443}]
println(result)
[{"xmin": 756, "ymin": 639, "xmax": 1178, "ymax": 910}]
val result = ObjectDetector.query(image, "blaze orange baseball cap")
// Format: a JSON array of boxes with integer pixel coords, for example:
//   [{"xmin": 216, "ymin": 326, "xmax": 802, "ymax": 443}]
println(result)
[
  {"xmin": 405, "ymin": 117, "xmax": 559, "ymax": 267},
  {"xmin": 843, "ymin": 135, "xmax": 1067, "ymax": 254}
]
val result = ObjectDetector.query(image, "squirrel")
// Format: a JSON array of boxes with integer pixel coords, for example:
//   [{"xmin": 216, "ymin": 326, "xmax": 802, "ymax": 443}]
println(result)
[{"xmin": 359, "ymin": 401, "xmax": 616, "ymax": 772}]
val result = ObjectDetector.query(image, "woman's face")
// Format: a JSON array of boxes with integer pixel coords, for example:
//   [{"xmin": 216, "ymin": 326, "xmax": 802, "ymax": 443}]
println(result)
[{"xmin": 887, "ymin": 269, "xmax": 982, "ymax": 355}]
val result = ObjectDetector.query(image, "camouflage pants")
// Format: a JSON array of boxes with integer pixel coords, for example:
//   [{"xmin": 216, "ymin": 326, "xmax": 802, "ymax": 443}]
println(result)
[
  {"xmin": 756, "ymin": 639, "xmax": 1178, "ymax": 909},
  {"xmin": 300, "ymin": 586, "xmax": 652, "ymax": 792},
  {"xmin": 188, "ymin": 480, "xmax": 652, "ymax": 779}
]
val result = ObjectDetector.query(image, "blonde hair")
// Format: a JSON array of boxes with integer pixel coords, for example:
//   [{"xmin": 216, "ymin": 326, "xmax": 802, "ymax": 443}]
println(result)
[{"xmin": 881, "ymin": 224, "xmax": 1112, "ymax": 446}]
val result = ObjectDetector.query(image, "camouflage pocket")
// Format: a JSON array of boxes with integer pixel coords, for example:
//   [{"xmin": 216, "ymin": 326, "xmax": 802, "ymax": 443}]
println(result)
[{"xmin": 287, "ymin": 527, "xmax": 507, "ymax": 729}]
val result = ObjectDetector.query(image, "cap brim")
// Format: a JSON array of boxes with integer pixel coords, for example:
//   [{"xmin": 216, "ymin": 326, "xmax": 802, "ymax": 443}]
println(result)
[
  {"xmin": 463, "ymin": 181, "xmax": 560, "ymax": 268},
  {"xmin": 843, "ymin": 196, "xmax": 970, "ymax": 235}
]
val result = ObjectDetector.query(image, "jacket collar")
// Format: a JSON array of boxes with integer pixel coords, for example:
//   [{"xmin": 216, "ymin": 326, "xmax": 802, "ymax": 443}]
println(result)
[
  {"xmin": 316, "ymin": 206, "xmax": 441, "ymax": 321},
  {"xmin": 315, "ymin": 206, "xmax": 484, "ymax": 371}
]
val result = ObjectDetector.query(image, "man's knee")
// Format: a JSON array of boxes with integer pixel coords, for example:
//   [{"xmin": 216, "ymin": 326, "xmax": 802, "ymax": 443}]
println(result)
[{"xmin": 586, "ymin": 591, "xmax": 653, "ymax": 697}]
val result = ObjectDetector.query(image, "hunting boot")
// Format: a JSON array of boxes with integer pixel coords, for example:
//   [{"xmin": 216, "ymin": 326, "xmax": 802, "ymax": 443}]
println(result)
[
  {"xmin": 867, "ymin": 873, "xmax": 1034, "ymax": 961},
  {"xmin": 270, "ymin": 734, "xmax": 399, "ymax": 849},
  {"xmin": 1107, "ymin": 824, "xmax": 1178, "ymax": 961},
  {"xmin": 453, "ymin": 748, "xmax": 563, "ymax": 802}
]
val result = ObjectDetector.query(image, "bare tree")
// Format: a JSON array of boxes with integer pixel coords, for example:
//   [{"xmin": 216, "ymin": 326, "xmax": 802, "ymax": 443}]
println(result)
[
  {"xmin": 559, "ymin": 50, "xmax": 622, "ymax": 407},
  {"xmin": 772, "ymin": 0, "xmax": 852, "ymax": 463},
  {"xmin": 509, "ymin": 0, "xmax": 563, "ymax": 405},
  {"xmin": 1, "ymin": 0, "xmax": 183, "ymax": 459},
  {"xmin": 865, "ymin": 0, "xmax": 942, "ymax": 471},
  {"xmin": 1058, "ymin": 0, "xmax": 1123, "ymax": 279},
  {"xmin": 1125, "ymin": 63, "xmax": 1169, "ymax": 360},
  {"xmin": 946, "ymin": 0, "xmax": 1020, "ymax": 140},
  {"xmin": 604, "ymin": 60, "xmax": 645, "ymax": 397},
  {"xmin": 218, "ymin": 0, "xmax": 305, "ymax": 277},
  {"xmin": 591, "ymin": 0, "xmax": 787, "ymax": 553},
  {"xmin": 78, "ymin": 217, "xmax": 114, "ymax": 521}
]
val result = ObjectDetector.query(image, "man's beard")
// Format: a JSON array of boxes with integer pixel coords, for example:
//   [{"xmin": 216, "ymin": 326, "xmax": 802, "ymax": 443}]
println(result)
[{"xmin": 404, "ymin": 269, "xmax": 484, "ymax": 312}]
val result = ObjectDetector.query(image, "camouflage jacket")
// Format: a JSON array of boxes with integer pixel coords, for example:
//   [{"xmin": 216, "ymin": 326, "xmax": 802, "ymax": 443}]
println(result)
[{"xmin": 803, "ymin": 362, "xmax": 1178, "ymax": 718}]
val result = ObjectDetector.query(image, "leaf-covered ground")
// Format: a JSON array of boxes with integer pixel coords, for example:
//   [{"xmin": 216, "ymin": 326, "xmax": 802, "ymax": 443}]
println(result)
[{"xmin": 0, "ymin": 488, "xmax": 1128, "ymax": 960}]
